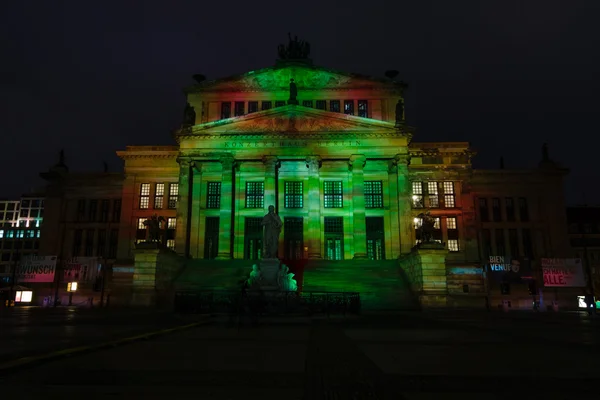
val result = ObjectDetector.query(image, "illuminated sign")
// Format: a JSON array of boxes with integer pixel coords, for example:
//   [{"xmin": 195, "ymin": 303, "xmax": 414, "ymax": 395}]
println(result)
[
  {"xmin": 487, "ymin": 256, "xmax": 531, "ymax": 283},
  {"xmin": 16, "ymin": 256, "xmax": 57, "ymax": 283},
  {"xmin": 541, "ymin": 258, "xmax": 585, "ymax": 287}
]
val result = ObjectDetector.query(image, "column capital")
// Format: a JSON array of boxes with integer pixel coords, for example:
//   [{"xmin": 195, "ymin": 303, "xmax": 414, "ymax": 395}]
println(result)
[
  {"xmin": 176, "ymin": 157, "xmax": 192, "ymax": 168},
  {"xmin": 190, "ymin": 160, "xmax": 202, "ymax": 173},
  {"xmin": 305, "ymin": 156, "xmax": 321, "ymax": 172},
  {"xmin": 393, "ymin": 154, "xmax": 410, "ymax": 166},
  {"xmin": 349, "ymin": 154, "xmax": 366, "ymax": 171},
  {"xmin": 220, "ymin": 155, "xmax": 235, "ymax": 169},
  {"xmin": 262, "ymin": 156, "xmax": 279, "ymax": 170}
]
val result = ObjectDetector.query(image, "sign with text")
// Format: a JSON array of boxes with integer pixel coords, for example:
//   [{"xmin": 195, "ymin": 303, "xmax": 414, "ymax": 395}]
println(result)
[
  {"xmin": 16, "ymin": 256, "xmax": 57, "ymax": 283},
  {"xmin": 541, "ymin": 258, "xmax": 585, "ymax": 287},
  {"xmin": 63, "ymin": 257, "xmax": 100, "ymax": 282},
  {"xmin": 487, "ymin": 255, "xmax": 532, "ymax": 283}
]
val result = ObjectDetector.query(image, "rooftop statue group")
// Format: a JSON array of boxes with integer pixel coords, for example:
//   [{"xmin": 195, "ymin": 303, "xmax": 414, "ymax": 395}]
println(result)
[{"xmin": 278, "ymin": 33, "xmax": 310, "ymax": 60}]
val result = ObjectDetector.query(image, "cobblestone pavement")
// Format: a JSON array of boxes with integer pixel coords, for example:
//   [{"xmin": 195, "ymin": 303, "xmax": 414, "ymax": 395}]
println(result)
[{"xmin": 1, "ymin": 311, "xmax": 599, "ymax": 399}]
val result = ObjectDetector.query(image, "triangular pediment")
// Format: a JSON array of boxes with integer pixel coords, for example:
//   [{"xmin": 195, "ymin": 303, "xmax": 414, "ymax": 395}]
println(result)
[
  {"xmin": 187, "ymin": 64, "xmax": 404, "ymax": 93},
  {"xmin": 181, "ymin": 105, "xmax": 400, "ymax": 136}
]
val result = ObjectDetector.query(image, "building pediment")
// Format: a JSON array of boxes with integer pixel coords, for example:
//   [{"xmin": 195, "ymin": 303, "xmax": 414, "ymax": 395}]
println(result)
[
  {"xmin": 186, "ymin": 64, "xmax": 405, "ymax": 93},
  {"xmin": 175, "ymin": 105, "xmax": 405, "ymax": 138}
]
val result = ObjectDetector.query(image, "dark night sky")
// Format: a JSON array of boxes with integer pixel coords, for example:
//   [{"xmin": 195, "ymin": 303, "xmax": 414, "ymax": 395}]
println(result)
[{"xmin": 1, "ymin": 1, "xmax": 598, "ymax": 204}]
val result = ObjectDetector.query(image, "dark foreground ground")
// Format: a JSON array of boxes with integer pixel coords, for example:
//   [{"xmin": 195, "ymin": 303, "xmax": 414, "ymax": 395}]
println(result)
[{"xmin": 1, "ymin": 307, "xmax": 599, "ymax": 399}]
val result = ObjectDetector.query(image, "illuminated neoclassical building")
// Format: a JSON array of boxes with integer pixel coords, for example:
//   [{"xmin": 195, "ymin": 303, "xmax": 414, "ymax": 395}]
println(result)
[{"xmin": 40, "ymin": 38, "xmax": 573, "ymax": 308}]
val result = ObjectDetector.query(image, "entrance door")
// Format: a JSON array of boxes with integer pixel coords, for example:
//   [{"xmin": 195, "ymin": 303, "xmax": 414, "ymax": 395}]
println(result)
[
  {"xmin": 244, "ymin": 217, "xmax": 262, "ymax": 260},
  {"xmin": 203, "ymin": 217, "xmax": 220, "ymax": 259},
  {"xmin": 366, "ymin": 217, "xmax": 385, "ymax": 260},
  {"xmin": 284, "ymin": 217, "xmax": 303, "ymax": 260}
]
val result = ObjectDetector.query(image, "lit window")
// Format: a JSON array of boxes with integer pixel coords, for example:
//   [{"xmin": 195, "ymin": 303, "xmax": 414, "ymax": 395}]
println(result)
[
  {"xmin": 443, "ymin": 183, "xmax": 456, "ymax": 208},
  {"xmin": 168, "ymin": 184, "xmax": 179, "ymax": 209},
  {"xmin": 36, "ymin": 230, "xmax": 40, "ymax": 238},
  {"xmin": 447, "ymin": 217, "xmax": 457, "ymax": 229},
  {"xmin": 412, "ymin": 182, "xmax": 424, "ymax": 208},
  {"xmin": 448, "ymin": 239, "xmax": 459, "ymax": 252},
  {"xmin": 358, "ymin": 100, "xmax": 368, "ymax": 118},
  {"xmin": 364, "ymin": 181, "xmax": 383, "ymax": 208},
  {"xmin": 139, "ymin": 184, "xmax": 150, "ymax": 209},
  {"xmin": 245, "ymin": 182, "xmax": 264, "ymax": 209},
  {"xmin": 167, "ymin": 218, "xmax": 176, "ymax": 229},
  {"xmin": 343, "ymin": 100, "xmax": 354, "ymax": 115},
  {"xmin": 428, "ymin": 182, "xmax": 439, "ymax": 208},
  {"xmin": 136, "ymin": 218, "xmax": 146, "ymax": 241},
  {"xmin": 0, "ymin": 230, "xmax": 3, "ymax": 238},
  {"xmin": 324, "ymin": 181, "xmax": 343, "ymax": 208},
  {"xmin": 284, "ymin": 182, "xmax": 303, "ymax": 208},
  {"xmin": 166, "ymin": 239, "xmax": 175, "ymax": 250},
  {"xmin": 137, "ymin": 218, "xmax": 146, "ymax": 229},
  {"xmin": 154, "ymin": 183, "xmax": 165, "ymax": 209}
]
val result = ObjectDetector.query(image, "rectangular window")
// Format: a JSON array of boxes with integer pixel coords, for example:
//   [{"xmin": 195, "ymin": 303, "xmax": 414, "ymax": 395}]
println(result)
[
  {"xmin": 204, "ymin": 217, "xmax": 220, "ymax": 259},
  {"xmin": 505, "ymin": 198, "xmax": 515, "ymax": 221},
  {"xmin": 154, "ymin": 183, "xmax": 165, "ymax": 209},
  {"xmin": 428, "ymin": 182, "xmax": 439, "ymax": 208},
  {"xmin": 245, "ymin": 182, "xmax": 264, "ymax": 209},
  {"xmin": 136, "ymin": 218, "xmax": 147, "ymax": 241},
  {"xmin": 522, "ymin": 228, "xmax": 533, "ymax": 258},
  {"xmin": 112, "ymin": 199, "xmax": 121, "ymax": 223},
  {"xmin": 482, "ymin": 229, "xmax": 492, "ymax": 257},
  {"xmin": 343, "ymin": 100, "xmax": 354, "ymax": 115},
  {"xmin": 508, "ymin": 229, "xmax": 519, "ymax": 257},
  {"xmin": 261, "ymin": 101, "xmax": 272, "ymax": 110},
  {"xmin": 479, "ymin": 198, "xmax": 489, "ymax": 222},
  {"xmin": 329, "ymin": 100, "xmax": 340, "ymax": 113},
  {"xmin": 412, "ymin": 181, "xmax": 424, "ymax": 208},
  {"xmin": 84, "ymin": 229, "xmax": 94, "ymax": 256},
  {"xmin": 76, "ymin": 199, "xmax": 86, "ymax": 222},
  {"xmin": 275, "ymin": 100, "xmax": 286, "ymax": 107},
  {"xmin": 168, "ymin": 183, "xmax": 179, "ymax": 209},
  {"xmin": 166, "ymin": 218, "xmax": 176, "ymax": 248},
  {"xmin": 97, "ymin": 229, "xmax": 106, "ymax": 257},
  {"xmin": 88, "ymin": 200, "xmax": 98, "ymax": 222},
  {"xmin": 248, "ymin": 101, "xmax": 258, "ymax": 114},
  {"xmin": 447, "ymin": 218, "xmax": 459, "ymax": 252},
  {"xmin": 166, "ymin": 239, "xmax": 175, "ymax": 250},
  {"xmin": 221, "ymin": 102, "xmax": 231, "ymax": 119},
  {"xmin": 518, "ymin": 197, "xmax": 529, "ymax": 221},
  {"xmin": 315, "ymin": 100, "xmax": 326, "ymax": 110},
  {"xmin": 324, "ymin": 217, "xmax": 344, "ymax": 260},
  {"xmin": 234, "ymin": 101, "xmax": 244, "ymax": 117},
  {"xmin": 284, "ymin": 217, "xmax": 303, "ymax": 260},
  {"xmin": 284, "ymin": 181, "xmax": 303, "ymax": 208},
  {"xmin": 244, "ymin": 217, "xmax": 263, "ymax": 260},
  {"xmin": 443, "ymin": 182, "xmax": 455, "ymax": 208},
  {"xmin": 364, "ymin": 181, "xmax": 383, "ymax": 208},
  {"xmin": 366, "ymin": 217, "xmax": 385, "ymax": 260},
  {"xmin": 167, "ymin": 217, "xmax": 176, "ymax": 229},
  {"xmin": 139, "ymin": 183, "xmax": 150, "ymax": 209},
  {"xmin": 495, "ymin": 229, "xmax": 505, "ymax": 255},
  {"xmin": 73, "ymin": 229, "xmax": 83, "ymax": 257},
  {"xmin": 302, "ymin": 100, "xmax": 313, "ymax": 108},
  {"xmin": 100, "ymin": 199, "xmax": 109, "ymax": 222},
  {"xmin": 206, "ymin": 182, "xmax": 221, "ymax": 209},
  {"xmin": 108, "ymin": 229, "xmax": 118, "ymax": 258},
  {"xmin": 324, "ymin": 181, "xmax": 343, "ymax": 208},
  {"xmin": 358, "ymin": 100, "xmax": 368, "ymax": 118},
  {"xmin": 492, "ymin": 198, "xmax": 502, "ymax": 222}
]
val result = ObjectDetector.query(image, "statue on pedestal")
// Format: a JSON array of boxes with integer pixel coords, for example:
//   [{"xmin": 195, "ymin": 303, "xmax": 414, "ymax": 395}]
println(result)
[
  {"xmin": 144, "ymin": 214, "xmax": 165, "ymax": 242},
  {"xmin": 288, "ymin": 79, "xmax": 298, "ymax": 105},
  {"xmin": 417, "ymin": 212, "xmax": 436, "ymax": 244},
  {"xmin": 182, "ymin": 103, "xmax": 196, "ymax": 127},
  {"xmin": 262, "ymin": 205, "xmax": 282, "ymax": 259},
  {"xmin": 395, "ymin": 98, "xmax": 405, "ymax": 126}
]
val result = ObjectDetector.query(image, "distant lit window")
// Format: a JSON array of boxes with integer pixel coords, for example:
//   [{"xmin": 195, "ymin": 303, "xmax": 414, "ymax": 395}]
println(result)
[
  {"xmin": 443, "ymin": 182, "xmax": 455, "ymax": 208},
  {"xmin": 428, "ymin": 182, "xmax": 439, "ymax": 208},
  {"xmin": 448, "ymin": 240, "xmax": 459, "ymax": 252},
  {"xmin": 166, "ymin": 239, "xmax": 175, "ymax": 250},
  {"xmin": 0, "ymin": 230, "xmax": 3, "ymax": 239},
  {"xmin": 168, "ymin": 184, "xmax": 179, "ymax": 209},
  {"xmin": 136, "ymin": 218, "xmax": 146, "ymax": 241},
  {"xmin": 343, "ymin": 100, "xmax": 354, "ymax": 115},
  {"xmin": 154, "ymin": 183, "xmax": 165, "ymax": 209},
  {"xmin": 206, "ymin": 182, "xmax": 221, "ymax": 209},
  {"xmin": 167, "ymin": 218, "xmax": 177, "ymax": 229},
  {"xmin": 447, "ymin": 217, "xmax": 459, "ymax": 252},
  {"xmin": 358, "ymin": 100, "xmax": 368, "ymax": 117},
  {"xmin": 139, "ymin": 184, "xmax": 150, "ymax": 209},
  {"xmin": 284, "ymin": 182, "xmax": 303, "ymax": 208},
  {"xmin": 412, "ymin": 182, "xmax": 424, "ymax": 208}
]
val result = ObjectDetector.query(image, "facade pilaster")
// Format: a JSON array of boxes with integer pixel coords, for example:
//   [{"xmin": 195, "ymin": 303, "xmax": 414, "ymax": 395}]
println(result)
[
  {"xmin": 189, "ymin": 161, "xmax": 202, "ymax": 258},
  {"xmin": 216, "ymin": 156, "xmax": 234, "ymax": 259},
  {"xmin": 306, "ymin": 156, "xmax": 322, "ymax": 259},
  {"xmin": 263, "ymin": 156, "xmax": 279, "ymax": 212},
  {"xmin": 349, "ymin": 155, "xmax": 367, "ymax": 259},
  {"xmin": 117, "ymin": 174, "xmax": 137, "ymax": 262},
  {"xmin": 175, "ymin": 159, "xmax": 191, "ymax": 257},
  {"xmin": 394, "ymin": 154, "xmax": 412, "ymax": 254}
]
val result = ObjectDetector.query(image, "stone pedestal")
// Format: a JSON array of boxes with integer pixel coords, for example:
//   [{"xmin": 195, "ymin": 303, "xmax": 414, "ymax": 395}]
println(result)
[
  {"xmin": 415, "ymin": 243, "xmax": 449, "ymax": 307},
  {"xmin": 259, "ymin": 258, "xmax": 280, "ymax": 287}
]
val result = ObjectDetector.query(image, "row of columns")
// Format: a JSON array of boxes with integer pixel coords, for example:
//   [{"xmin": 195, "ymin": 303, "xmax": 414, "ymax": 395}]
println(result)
[{"xmin": 175, "ymin": 153, "xmax": 412, "ymax": 260}]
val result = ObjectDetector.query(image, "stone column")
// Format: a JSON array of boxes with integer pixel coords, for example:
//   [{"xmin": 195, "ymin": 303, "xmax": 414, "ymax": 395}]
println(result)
[
  {"xmin": 175, "ymin": 159, "xmax": 191, "ymax": 257},
  {"xmin": 189, "ymin": 161, "xmax": 202, "ymax": 258},
  {"xmin": 262, "ymin": 156, "xmax": 279, "ymax": 213},
  {"xmin": 216, "ymin": 156, "xmax": 234, "ymax": 259},
  {"xmin": 349, "ymin": 155, "xmax": 367, "ymax": 259},
  {"xmin": 387, "ymin": 159, "xmax": 401, "ymax": 259},
  {"xmin": 395, "ymin": 154, "xmax": 413, "ymax": 254},
  {"xmin": 306, "ymin": 156, "xmax": 322, "ymax": 259}
]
